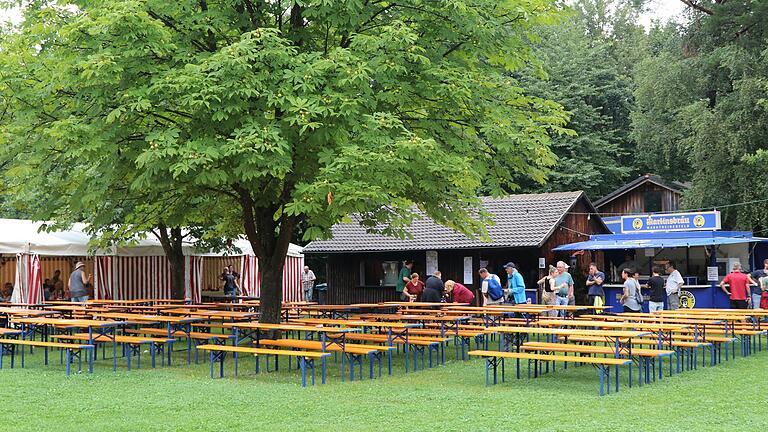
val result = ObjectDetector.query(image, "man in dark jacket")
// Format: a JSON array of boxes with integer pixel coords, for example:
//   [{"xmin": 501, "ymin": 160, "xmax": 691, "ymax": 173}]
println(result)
[{"xmin": 422, "ymin": 271, "xmax": 444, "ymax": 302}]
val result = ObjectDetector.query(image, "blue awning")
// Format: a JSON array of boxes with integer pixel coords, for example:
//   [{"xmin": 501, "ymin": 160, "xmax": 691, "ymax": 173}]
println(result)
[{"xmin": 553, "ymin": 231, "xmax": 768, "ymax": 251}]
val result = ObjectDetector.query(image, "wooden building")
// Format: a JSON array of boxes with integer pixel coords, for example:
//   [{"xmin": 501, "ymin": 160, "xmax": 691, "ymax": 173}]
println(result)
[
  {"xmin": 594, "ymin": 174, "xmax": 688, "ymax": 216},
  {"xmin": 303, "ymin": 191, "xmax": 610, "ymax": 305}
]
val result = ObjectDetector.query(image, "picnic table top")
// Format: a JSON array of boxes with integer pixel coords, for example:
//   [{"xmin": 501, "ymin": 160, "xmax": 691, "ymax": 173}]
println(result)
[
  {"xmin": 12, "ymin": 317, "xmax": 127, "ymax": 328},
  {"xmin": 221, "ymin": 322, "xmax": 360, "ymax": 333},
  {"xmin": 295, "ymin": 318, "xmax": 421, "ymax": 329},
  {"xmin": 488, "ymin": 326, "xmax": 652, "ymax": 338},
  {"xmin": 0, "ymin": 307, "xmax": 60, "ymax": 317},
  {"xmin": 358, "ymin": 313, "xmax": 472, "ymax": 322},
  {"xmin": 91, "ymin": 312, "xmax": 202, "ymax": 324},
  {"xmin": 540, "ymin": 319, "xmax": 690, "ymax": 331}
]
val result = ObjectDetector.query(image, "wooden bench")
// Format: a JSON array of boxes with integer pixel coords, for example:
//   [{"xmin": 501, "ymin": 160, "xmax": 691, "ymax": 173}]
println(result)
[
  {"xmin": 0, "ymin": 338, "xmax": 93, "ymax": 376},
  {"xmin": 468, "ymin": 349, "xmax": 631, "ymax": 396},
  {"xmin": 196, "ymin": 344, "xmax": 330, "ymax": 386},
  {"xmin": 409, "ymin": 327, "xmax": 487, "ymax": 360},
  {"xmin": 191, "ymin": 323, "xmax": 233, "ymax": 330},
  {"xmin": 125, "ymin": 328, "xmax": 234, "ymax": 363},
  {"xmin": 258, "ymin": 339, "xmax": 391, "ymax": 381},
  {"xmin": 521, "ymin": 341, "xmax": 675, "ymax": 385},
  {"xmin": 565, "ymin": 335, "xmax": 713, "ymax": 371},
  {"xmin": 342, "ymin": 333, "xmax": 447, "ymax": 369},
  {"xmin": 53, "ymin": 333, "xmax": 174, "ymax": 370}
]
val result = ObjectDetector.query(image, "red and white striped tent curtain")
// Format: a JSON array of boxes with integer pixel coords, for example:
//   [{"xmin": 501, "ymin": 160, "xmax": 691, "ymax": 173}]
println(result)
[
  {"xmin": 239, "ymin": 254, "xmax": 259, "ymax": 297},
  {"xmin": 11, "ymin": 253, "xmax": 42, "ymax": 304},
  {"xmin": 282, "ymin": 255, "xmax": 303, "ymax": 302},
  {"xmin": 239, "ymin": 254, "xmax": 304, "ymax": 301},
  {"xmin": 94, "ymin": 256, "xmax": 115, "ymax": 300},
  {"xmin": 113, "ymin": 256, "xmax": 173, "ymax": 300},
  {"xmin": 185, "ymin": 256, "xmax": 203, "ymax": 303}
]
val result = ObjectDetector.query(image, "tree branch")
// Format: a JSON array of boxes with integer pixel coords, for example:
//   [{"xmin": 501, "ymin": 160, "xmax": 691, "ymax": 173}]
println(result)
[{"xmin": 678, "ymin": 0, "xmax": 714, "ymax": 15}]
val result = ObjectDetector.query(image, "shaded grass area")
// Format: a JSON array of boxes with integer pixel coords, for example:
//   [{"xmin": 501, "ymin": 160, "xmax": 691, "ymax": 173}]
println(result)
[{"xmin": 0, "ymin": 341, "xmax": 766, "ymax": 431}]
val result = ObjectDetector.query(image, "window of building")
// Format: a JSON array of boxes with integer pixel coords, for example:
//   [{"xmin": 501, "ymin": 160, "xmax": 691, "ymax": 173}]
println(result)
[
  {"xmin": 358, "ymin": 260, "xmax": 399, "ymax": 286},
  {"xmin": 644, "ymin": 191, "xmax": 662, "ymax": 213}
]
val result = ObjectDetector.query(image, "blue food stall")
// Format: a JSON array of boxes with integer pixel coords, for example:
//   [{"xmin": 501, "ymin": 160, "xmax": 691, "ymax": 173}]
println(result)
[{"xmin": 553, "ymin": 211, "xmax": 767, "ymax": 312}]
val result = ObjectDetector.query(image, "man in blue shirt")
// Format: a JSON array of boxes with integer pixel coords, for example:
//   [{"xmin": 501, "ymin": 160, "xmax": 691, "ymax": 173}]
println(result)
[
  {"xmin": 554, "ymin": 261, "xmax": 574, "ymax": 317},
  {"xmin": 504, "ymin": 262, "xmax": 526, "ymax": 305},
  {"xmin": 586, "ymin": 263, "xmax": 605, "ymax": 307}
]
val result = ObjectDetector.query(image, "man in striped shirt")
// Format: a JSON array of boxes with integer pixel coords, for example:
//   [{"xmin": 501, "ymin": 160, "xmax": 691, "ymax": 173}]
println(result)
[{"xmin": 302, "ymin": 266, "xmax": 316, "ymax": 302}]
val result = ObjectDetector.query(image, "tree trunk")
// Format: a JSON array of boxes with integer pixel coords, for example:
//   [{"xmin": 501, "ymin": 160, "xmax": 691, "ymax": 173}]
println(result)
[
  {"xmin": 235, "ymin": 185, "xmax": 297, "ymax": 323},
  {"xmin": 156, "ymin": 224, "xmax": 187, "ymax": 300},
  {"xmin": 258, "ymin": 254, "xmax": 287, "ymax": 323}
]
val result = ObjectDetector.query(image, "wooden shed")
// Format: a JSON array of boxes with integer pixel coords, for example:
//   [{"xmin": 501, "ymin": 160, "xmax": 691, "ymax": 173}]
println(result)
[
  {"xmin": 303, "ymin": 191, "xmax": 610, "ymax": 305},
  {"xmin": 594, "ymin": 174, "xmax": 688, "ymax": 216}
]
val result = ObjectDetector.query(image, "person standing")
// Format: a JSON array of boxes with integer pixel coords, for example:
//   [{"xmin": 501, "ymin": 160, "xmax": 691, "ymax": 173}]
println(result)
[
  {"xmin": 52, "ymin": 270, "xmax": 64, "ymax": 298},
  {"xmin": 553, "ymin": 261, "xmax": 574, "ymax": 317},
  {"xmin": 422, "ymin": 271, "xmax": 444, "ymax": 302},
  {"xmin": 647, "ymin": 267, "xmax": 666, "ymax": 312},
  {"xmin": 479, "ymin": 268, "xmax": 503, "ymax": 306},
  {"xmin": 396, "ymin": 261, "xmax": 414, "ymax": 301},
  {"xmin": 301, "ymin": 266, "xmax": 317, "ymax": 302},
  {"xmin": 537, "ymin": 266, "xmax": 558, "ymax": 317},
  {"xmin": 69, "ymin": 262, "xmax": 91, "ymax": 303},
  {"xmin": 720, "ymin": 262, "xmax": 755, "ymax": 309},
  {"xmin": 504, "ymin": 263, "xmax": 526, "ymax": 305},
  {"xmin": 665, "ymin": 262, "xmax": 684, "ymax": 310},
  {"xmin": 221, "ymin": 267, "xmax": 239, "ymax": 298},
  {"xmin": 444, "ymin": 280, "xmax": 474, "ymax": 304},
  {"xmin": 585, "ymin": 263, "xmax": 605, "ymax": 308},
  {"xmin": 750, "ymin": 259, "xmax": 768, "ymax": 310},
  {"xmin": 403, "ymin": 273, "xmax": 424, "ymax": 302},
  {"xmin": 620, "ymin": 268, "xmax": 642, "ymax": 312}
]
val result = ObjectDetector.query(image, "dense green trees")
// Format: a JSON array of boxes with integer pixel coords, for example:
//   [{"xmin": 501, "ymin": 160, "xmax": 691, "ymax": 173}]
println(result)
[
  {"xmin": 515, "ymin": 0, "xmax": 646, "ymax": 197},
  {"xmin": 0, "ymin": 1, "xmax": 569, "ymax": 320},
  {"xmin": 632, "ymin": 0, "xmax": 768, "ymax": 231}
]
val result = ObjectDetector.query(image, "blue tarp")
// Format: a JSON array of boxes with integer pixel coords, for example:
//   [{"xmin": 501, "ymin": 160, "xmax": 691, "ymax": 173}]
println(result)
[{"xmin": 553, "ymin": 231, "xmax": 767, "ymax": 251}]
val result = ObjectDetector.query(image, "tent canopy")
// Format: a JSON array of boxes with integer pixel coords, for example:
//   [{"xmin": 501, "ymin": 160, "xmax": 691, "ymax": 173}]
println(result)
[
  {"xmin": 0, "ymin": 219, "xmax": 303, "ymax": 257},
  {"xmin": 553, "ymin": 231, "xmax": 767, "ymax": 251}
]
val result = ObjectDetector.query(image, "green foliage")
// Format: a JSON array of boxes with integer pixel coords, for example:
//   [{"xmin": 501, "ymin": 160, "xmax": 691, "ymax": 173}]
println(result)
[
  {"xmin": 515, "ymin": 0, "xmax": 645, "ymax": 197},
  {"xmin": 631, "ymin": 1, "xmax": 768, "ymax": 230},
  {"xmin": 0, "ymin": 0, "xmax": 568, "ymax": 242},
  {"xmin": 0, "ymin": 0, "xmax": 570, "ymax": 318}
]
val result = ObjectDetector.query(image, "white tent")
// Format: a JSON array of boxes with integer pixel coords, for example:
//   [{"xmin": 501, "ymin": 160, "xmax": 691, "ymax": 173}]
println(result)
[{"xmin": 0, "ymin": 219, "xmax": 304, "ymax": 303}]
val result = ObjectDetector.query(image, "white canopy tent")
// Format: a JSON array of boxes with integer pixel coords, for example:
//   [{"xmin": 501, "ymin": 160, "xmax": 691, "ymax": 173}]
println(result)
[{"xmin": 0, "ymin": 219, "xmax": 304, "ymax": 303}]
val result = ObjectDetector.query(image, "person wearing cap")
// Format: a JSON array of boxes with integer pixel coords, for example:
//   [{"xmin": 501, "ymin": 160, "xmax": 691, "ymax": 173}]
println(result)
[
  {"xmin": 504, "ymin": 262, "xmax": 526, "ymax": 305},
  {"xmin": 554, "ymin": 261, "xmax": 573, "ymax": 317},
  {"xmin": 69, "ymin": 261, "xmax": 91, "ymax": 302}
]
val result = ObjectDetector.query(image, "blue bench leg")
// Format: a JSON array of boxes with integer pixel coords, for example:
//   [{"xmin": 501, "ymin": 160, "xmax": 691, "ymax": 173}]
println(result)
[
  {"xmin": 66, "ymin": 350, "xmax": 71, "ymax": 376},
  {"xmin": 321, "ymin": 356, "xmax": 327, "ymax": 384},
  {"xmin": 300, "ymin": 357, "xmax": 306, "ymax": 388}
]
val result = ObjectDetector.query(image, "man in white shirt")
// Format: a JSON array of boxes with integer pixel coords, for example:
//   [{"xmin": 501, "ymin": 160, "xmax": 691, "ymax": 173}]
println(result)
[
  {"xmin": 301, "ymin": 266, "xmax": 317, "ymax": 302},
  {"xmin": 479, "ymin": 268, "xmax": 503, "ymax": 306},
  {"xmin": 665, "ymin": 262, "xmax": 684, "ymax": 310}
]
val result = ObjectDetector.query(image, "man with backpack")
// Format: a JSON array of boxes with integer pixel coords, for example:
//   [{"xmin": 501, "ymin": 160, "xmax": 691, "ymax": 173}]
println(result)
[{"xmin": 479, "ymin": 268, "xmax": 503, "ymax": 306}]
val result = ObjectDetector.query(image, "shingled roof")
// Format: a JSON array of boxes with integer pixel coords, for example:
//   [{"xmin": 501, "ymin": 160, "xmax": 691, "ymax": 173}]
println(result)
[
  {"xmin": 304, "ymin": 191, "xmax": 600, "ymax": 253},
  {"xmin": 594, "ymin": 174, "xmax": 690, "ymax": 209}
]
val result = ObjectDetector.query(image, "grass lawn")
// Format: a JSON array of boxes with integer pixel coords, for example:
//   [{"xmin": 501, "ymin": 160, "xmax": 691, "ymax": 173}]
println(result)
[{"xmin": 0, "ymin": 341, "xmax": 766, "ymax": 431}]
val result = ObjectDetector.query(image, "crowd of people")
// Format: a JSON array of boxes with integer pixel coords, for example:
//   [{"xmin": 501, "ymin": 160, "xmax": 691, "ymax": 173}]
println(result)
[{"xmin": 397, "ymin": 261, "xmax": 476, "ymax": 304}]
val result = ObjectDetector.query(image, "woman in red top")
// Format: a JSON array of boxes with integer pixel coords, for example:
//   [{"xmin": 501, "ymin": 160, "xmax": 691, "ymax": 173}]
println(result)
[
  {"xmin": 719, "ymin": 262, "xmax": 757, "ymax": 309},
  {"xmin": 403, "ymin": 273, "xmax": 424, "ymax": 302},
  {"xmin": 445, "ymin": 280, "xmax": 475, "ymax": 304}
]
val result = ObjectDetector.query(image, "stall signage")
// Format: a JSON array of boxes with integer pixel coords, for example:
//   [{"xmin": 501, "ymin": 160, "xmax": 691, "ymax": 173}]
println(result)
[
  {"xmin": 620, "ymin": 211, "xmax": 721, "ymax": 234},
  {"xmin": 679, "ymin": 290, "xmax": 696, "ymax": 309}
]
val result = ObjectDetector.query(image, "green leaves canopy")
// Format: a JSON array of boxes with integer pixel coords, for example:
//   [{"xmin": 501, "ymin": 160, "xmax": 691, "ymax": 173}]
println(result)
[{"xmin": 1, "ymin": 0, "xmax": 568, "ymax": 319}]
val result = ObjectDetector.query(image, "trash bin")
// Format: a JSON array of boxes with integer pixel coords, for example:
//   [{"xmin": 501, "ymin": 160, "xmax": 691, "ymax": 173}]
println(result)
[{"xmin": 315, "ymin": 283, "xmax": 328, "ymax": 304}]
